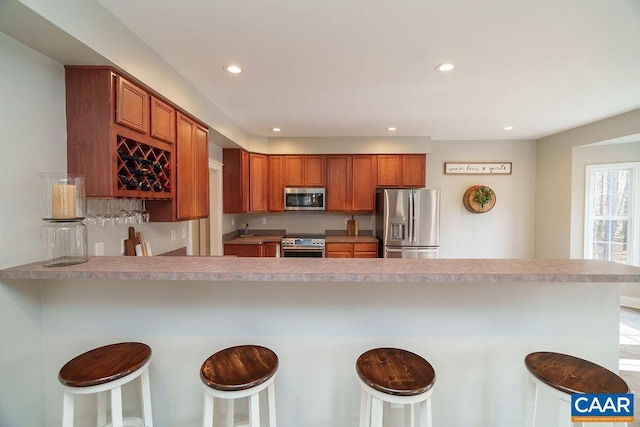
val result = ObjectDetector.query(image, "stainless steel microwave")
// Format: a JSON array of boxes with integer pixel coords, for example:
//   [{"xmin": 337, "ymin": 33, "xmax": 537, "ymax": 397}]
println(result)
[{"xmin": 284, "ymin": 188, "xmax": 325, "ymax": 211}]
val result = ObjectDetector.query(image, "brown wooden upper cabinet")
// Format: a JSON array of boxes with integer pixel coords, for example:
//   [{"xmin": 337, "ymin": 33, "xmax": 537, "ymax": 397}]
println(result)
[
  {"xmin": 115, "ymin": 75, "xmax": 149, "ymax": 134},
  {"xmin": 150, "ymin": 96, "xmax": 176, "ymax": 144},
  {"xmin": 65, "ymin": 66, "xmax": 208, "ymax": 221},
  {"xmin": 284, "ymin": 155, "xmax": 326, "ymax": 186},
  {"xmin": 222, "ymin": 148, "xmax": 249, "ymax": 214},
  {"xmin": 267, "ymin": 155, "xmax": 285, "ymax": 212},
  {"xmin": 223, "ymin": 149, "xmax": 270, "ymax": 214},
  {"xmin": 175, "ymin": 112, "xmax": 209, "ymax": 221},
  {"xmin": 377, "ymin": 154, "xmax": 426, "ymax": 188},
  {"xmin": 326, "ymin": 155, "xmax": 377, "ymax": 212},
  {"xmin": 249, "ymin": 153, "xmax": 269, "ymax": 212}
]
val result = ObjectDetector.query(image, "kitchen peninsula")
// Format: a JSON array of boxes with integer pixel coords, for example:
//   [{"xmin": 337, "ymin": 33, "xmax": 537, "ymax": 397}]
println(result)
[{"xmin": 2, "ymin": 257, "xmax": 638, "ymax": 427}]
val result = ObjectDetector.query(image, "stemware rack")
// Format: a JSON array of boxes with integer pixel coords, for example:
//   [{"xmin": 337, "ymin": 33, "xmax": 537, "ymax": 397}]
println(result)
[{"xmin": 116, "ymin": 135, "xmax": 172, "ymax": 199}]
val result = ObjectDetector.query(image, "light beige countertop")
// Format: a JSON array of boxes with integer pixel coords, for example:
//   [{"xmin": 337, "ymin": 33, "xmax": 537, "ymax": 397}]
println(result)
[
  {"xmin": 325, "ymin": 235, "xmax": 378, "ymax": 243},
  {"xmin": 1, "ymin": 256, "xmax": 638, "ymax": 283},
  {"xmin": 223, "ymin": 234, "xmax": 285, "ymax": 245}
]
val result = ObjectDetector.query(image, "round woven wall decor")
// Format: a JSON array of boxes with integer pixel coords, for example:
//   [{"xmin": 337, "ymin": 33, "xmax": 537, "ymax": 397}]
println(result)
[{"xmin": 463, "ymin": 185, "xmax": 496, "ymax": 213}]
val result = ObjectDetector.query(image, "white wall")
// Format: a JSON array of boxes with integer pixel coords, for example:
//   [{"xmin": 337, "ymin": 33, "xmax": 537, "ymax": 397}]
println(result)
[
  {"xmin": 535, "ymin": 109, "xmax": 640, "ymax": 259},
  {"xmin": 0, "ymin": 31, "xmax": 61, "ymax": 426},
  {"xmin": 427, "ymin": 140, "xmax": 536, "ymax": 258}
]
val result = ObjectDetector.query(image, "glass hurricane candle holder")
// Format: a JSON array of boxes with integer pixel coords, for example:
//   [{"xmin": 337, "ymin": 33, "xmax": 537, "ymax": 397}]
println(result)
[
  {"xmin": 38, "ymin": 173, "xmax": 86, "ymax": 220},
  {"xmin": 41, "ymin": 220, "xmax": 88, "ymax": 267}
]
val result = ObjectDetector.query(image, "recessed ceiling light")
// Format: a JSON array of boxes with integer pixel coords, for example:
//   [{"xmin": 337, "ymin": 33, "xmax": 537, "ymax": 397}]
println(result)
[
  {"xmin": 272, "ymin": 127, "xmax": 281, "ymax": 132},
  {"xmin": 503, "ymin": 126, "xmax": 514, "ymax": 131},
  {"xmin": 435, "ymin": 63, "xmax": 455, "ymax": 72},
  {"xmin": 387, "ymin": 127, "xmax": 397, "ymax": 131},
  {"xmin": 224, "ymin": 64, "xmax": 243, "ymax": 74}
]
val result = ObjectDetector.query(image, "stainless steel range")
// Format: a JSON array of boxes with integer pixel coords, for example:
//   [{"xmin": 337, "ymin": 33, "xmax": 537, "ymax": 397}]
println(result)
[{"xmin": 280, "ymin": 234, "xmax": 325, "ymax": 258}]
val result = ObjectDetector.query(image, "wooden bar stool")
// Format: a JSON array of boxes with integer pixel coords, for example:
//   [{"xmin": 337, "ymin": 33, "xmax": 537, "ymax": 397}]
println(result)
[
  {"xmin": 356, "ymin": 348, "xmax": 436, "ymax": 427},
  {"xmin": 524, "ymin": 351, "xmax": 629, "ymax": 427},
  {"xmin": 200, "ymin": 345, "xmax": 278, "ymax": 427},
  {"xmin": 58, "ymin": 342, "xmax": 153, "ymax": 427}
]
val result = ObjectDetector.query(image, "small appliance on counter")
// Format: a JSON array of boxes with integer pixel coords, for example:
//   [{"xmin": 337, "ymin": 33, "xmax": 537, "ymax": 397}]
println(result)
[
  {"xmin": 38, "ymin": 173, "xmax": 88, "ymax": 266},
  {"xmin": 375, "ymin": 188, "xmax": 440, "ymax": 258}
]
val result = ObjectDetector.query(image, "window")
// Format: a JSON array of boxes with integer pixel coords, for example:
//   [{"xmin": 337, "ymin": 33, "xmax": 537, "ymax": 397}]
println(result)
[{"xmin": 584, "ymin": 162, "xmax": 639, "ymax": 265}]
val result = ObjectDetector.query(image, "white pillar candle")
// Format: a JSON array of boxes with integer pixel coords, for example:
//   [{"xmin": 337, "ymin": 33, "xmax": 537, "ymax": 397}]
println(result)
[{"xmin": 52, "ymin": 184, "xmax": 76, "ymax": 219}]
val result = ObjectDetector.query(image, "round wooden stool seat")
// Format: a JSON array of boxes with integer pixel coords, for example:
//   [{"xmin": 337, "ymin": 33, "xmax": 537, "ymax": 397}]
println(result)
[
  {"xmin": 59, "ymin": 342, "xmax": 152, "ymax": 388},
  {"xmin": 356, "ymin": 347, "xmax": 436, "ymax": 396},
  {"xmin": 200, "ymin": 344, "xmax": 278, "ymax": 392},
  {"xmin": 525, "ymin": 351, "xmax": 629, "ymax": 395},
  {"xmin": 356, "ymin": 348, "xmax": 436, "ymax": 427},
  {"xmin": 58, "ymin": 342, "xmax": 153, "ymax": 427},
  {"xmin": 524, "ymin": 351, "xmax": 629, "ymax": 427},
  {"xmin": 200, "ymin": 345, "xmax": 279, "ymax": 427}
]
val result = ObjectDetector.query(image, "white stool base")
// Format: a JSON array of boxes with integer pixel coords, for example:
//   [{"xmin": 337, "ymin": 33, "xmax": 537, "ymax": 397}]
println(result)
[
  {"xmin": 202, "ymin": 373, "xmax": 277, "ymax": 427},
  {"xmin": 358, "ymin": 379, "xmax": 434, "ymax": 427},
  {"xmin": 61, "ymin": 360, "xmax": 153, "ymax": 427},
  {"xmin": 525, "ymin": 372, "xmax": 628, "ymax": 427}
]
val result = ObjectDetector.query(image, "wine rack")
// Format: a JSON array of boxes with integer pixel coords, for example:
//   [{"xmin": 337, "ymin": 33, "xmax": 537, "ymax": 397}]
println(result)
[{"xmin": 116, "ymin": 136, "xmax": 172, "ymax": 198}]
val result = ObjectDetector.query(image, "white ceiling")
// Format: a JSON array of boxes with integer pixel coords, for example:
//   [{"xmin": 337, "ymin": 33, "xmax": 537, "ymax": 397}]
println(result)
[{"xmin": 98, "ymin": 0, "xmax": 640, "ymax": 141}]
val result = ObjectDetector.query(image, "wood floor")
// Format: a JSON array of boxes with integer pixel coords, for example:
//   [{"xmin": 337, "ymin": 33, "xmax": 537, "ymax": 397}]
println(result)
[{"xmin": 620, "ymin": 306, "xmax": 640, "ymax": 426}]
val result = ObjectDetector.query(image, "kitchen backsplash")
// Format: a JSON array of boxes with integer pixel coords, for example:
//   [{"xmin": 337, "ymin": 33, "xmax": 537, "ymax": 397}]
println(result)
[{"xmin": 229, "ymin": 212, "xmax": 375, "ymax": 235}]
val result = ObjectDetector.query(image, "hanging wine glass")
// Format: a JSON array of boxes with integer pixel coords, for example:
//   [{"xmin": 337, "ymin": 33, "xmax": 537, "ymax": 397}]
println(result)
[
  {"xmin": 95, "ymin": 199, "xmax": 105, "ymax": 227},
  {"xmin": 84, "ymin": 200, "xmax": 97, "ymax": 226},
  {"xmin": 105, "ymin": 199, "xmax": 116, "ymax": 227},
  {"xmin": 132, "ymin": 199, "xmax": 143, "ymax": 224},
  {"xmin": 142, "ymin": 200, "xmax": 150, "ymax": 224},
  {"xmin": 118, "ymin": 199, "xmax": 129, "ymax": 226},
  {"xmin": 126, "ymin": 199, "xmax": 136, "ymax": 225}
]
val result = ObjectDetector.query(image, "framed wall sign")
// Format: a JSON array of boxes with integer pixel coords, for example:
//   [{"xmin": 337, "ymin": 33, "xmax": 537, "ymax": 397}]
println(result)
[{"xmin": 444, "ymin": 162, "xmax": 512, "ymax": 175}]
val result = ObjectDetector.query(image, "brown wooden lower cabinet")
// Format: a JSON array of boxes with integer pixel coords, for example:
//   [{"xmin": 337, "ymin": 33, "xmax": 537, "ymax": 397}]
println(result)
[
  {"xmin": 325, "ymin": 243, "xmax": 352, "ymax": 258},
  {"xmin": 263, "ymin": 242, "xmax": 280, "ymax": 257},
  {"xmin": 223, "ymin": 244, "xmax": 263, "ymax": 257},
  {"xmin": 326, "ymin": 242, "xmax": 378, "ymax": 258},
  {"xmin": 223, "ymin": 242, "xmax": 281, "ymax": 257},
  {"xmin": 353, "ymin": 242, "xmax": 378, "ymax": 258}
]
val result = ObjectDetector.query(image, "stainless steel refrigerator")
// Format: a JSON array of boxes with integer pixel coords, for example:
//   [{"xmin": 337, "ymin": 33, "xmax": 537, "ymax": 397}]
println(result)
[{"xmin": 375, "ymin": 188, "xmax": 440, "ymax": 258}]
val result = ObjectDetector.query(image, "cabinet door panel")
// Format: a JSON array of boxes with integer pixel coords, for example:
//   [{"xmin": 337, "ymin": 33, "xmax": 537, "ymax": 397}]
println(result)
[
  {"xmin": 304, "ymin": 155, "xmax": 326, "ymax": 186},
  {"xmin": 115, "ymin": 75, "xmax": 148, "ymax": 134},
  {"xmin": 263, "ymin": 242, "xmax": 280, "ymax": 257},
  {"xmin": 268, "ymin": 156, "xmax": 285, "ymax": 212},
  {"xmin": 326, "ymin": 155, "xmax": 350, "ymax": 211},
  {"xmin": 284, "ymin": 156, "xmax": 304, "ymax": 186},
  {"xmin": 352, "ymin": 155, "xmax": 377, "ymax": 211},
  {"xmin": 354, "ymin": 252, "xmax": 378, "ymax": 258},
  {"xmin": 194, "ymin": 124, "xmax": 209, "ymax": 218},
  {"xmin": 223, "ymin": 149, "xmax": 247, "ymax": 214},
  {"xmin": 150, "ymin": 96, "xmax": 175, "ymax": 143},
  {"xmin": 354, "ymin": 242, "xmax": 378, "ymax": 253},
  {"xmin": 176, "ymin": 113, "xmax": 195, "ymax": 220},
  {"xmin": 224, "ymin": 244, "xmax": 262, "ymax": 257},
  {"xmin": 326, "ymin": 242, "xmax": 353, "ymax": 258},
  {"xmin": 402, "ymin": 154, "xmax": 426, "ymax": 187},
  {"xmin": 249, "ymin": 153, "xmax": 268, "ymax": 212},
  {"xmin": 376, "ymin": 155, "xmax": 401, "ymax": 187}
]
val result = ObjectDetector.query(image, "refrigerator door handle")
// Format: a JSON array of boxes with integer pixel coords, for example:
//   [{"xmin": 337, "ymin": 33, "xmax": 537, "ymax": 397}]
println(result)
[{"xmin": 409, "ymin": 190, "xmax": 416, "ymax": 243}]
